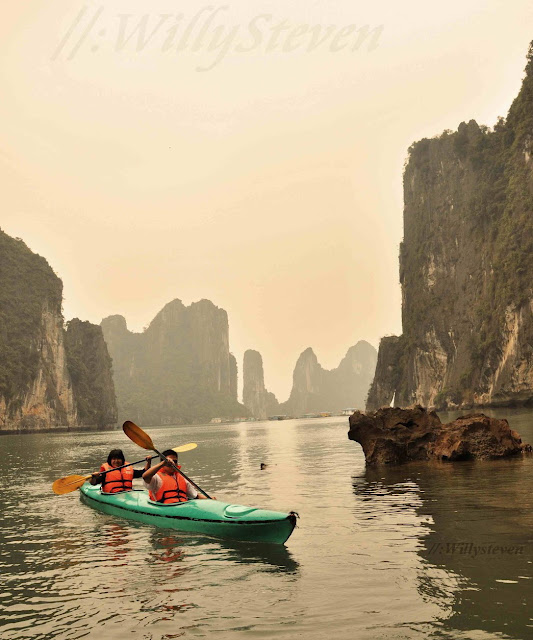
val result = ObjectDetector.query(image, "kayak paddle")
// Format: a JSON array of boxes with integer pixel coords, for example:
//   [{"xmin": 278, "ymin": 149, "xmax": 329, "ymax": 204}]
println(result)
[
  {"xmin": 122, "ymin": 420, "xmax": 212, "ymax": 499},
  {"xmin": 52, "ymin": 443, "xmax": 197, "ymax": 495}
]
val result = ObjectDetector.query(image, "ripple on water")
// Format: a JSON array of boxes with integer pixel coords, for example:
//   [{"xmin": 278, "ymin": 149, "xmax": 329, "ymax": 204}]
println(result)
[{"xmin": 2, "ymin": 417, "xmax": 533, "ymax": 639}]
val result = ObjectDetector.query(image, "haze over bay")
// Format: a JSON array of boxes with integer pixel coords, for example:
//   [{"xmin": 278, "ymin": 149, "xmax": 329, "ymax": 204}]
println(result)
[{"xmin": 2, "ymin": 1, "xmax": 533, "ymax": 399}]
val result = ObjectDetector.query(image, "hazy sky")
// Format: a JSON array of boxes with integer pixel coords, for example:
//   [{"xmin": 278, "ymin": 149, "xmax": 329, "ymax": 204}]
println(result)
[{"xmin": 2, "ymin": 1, "xmax": 532, "ymax": 399}]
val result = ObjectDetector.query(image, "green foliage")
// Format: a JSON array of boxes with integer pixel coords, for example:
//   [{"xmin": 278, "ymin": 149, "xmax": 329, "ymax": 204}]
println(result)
[
  {"xmin": 0, "ymin": 230, "xmax": 62, "ymax": 411},
  {"xmin": 399, "ymin": 44, "xmax": 533, "ymax": 405},
  {"xmin": 64, "ymin": 319, "xmax": 118, "ymax": 427}
]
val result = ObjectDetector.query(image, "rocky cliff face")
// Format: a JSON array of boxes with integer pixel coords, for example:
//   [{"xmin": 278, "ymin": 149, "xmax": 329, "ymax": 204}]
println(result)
[
  {"xmin": 368, "ymin": 44, "xmax": 533, "ymax": 411},
  {"xmin": 101, "ymin": 299, "xmax": 248, "ymax": 425},
  {"xmin": 0, "ymin": 230, "xmax": 116, "ymax": 431},
  {"xmin": 242, "ymin": 350, "xmax": 280, "ymax": 419},
  {"xmin": 229, "ymin": 353, "xmax": 238, "ymax": 401},
  {"xmin": 64, "ymin": 319, "xmax": 118, "ymax": 427},
  {"xmin": 281, "ymin": 341, "xmax": 377, "ymax": 415}
]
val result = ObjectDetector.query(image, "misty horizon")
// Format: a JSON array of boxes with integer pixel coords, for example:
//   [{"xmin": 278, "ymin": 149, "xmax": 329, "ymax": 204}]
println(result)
[{"xmin": 3, "ymin": 2, "xmax": 533, "ymax": 398}]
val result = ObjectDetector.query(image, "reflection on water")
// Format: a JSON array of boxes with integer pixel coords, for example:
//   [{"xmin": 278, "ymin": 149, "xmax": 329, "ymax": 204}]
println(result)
[
  {"xmin": 355, "ymin": 456, "xmax": 533, "ymax": 639},
  {"xmin": 147, "ymin": 528, "xmax": 300, "ymax": 574},
  {"xmin": 2, "ymin": 412, "xmax": 533, "ymax": 638}
]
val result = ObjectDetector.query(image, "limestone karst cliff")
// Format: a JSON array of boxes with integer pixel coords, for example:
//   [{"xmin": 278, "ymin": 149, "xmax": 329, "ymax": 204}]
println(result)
[
  {"xmin": 64, "ymin": 319, "xmax": 118, "ymax": 427},
  {"xmin": 0, "ymin": 229, "xmax": 117, "ymax": 431},
  {"xmin": 367, "ymin": 43, "xmax": 533, "ymax": 410},
  {"xmin": 242, "ymin": 350, "xmax": 280, "ymax": 419},
  {"xmin": 279, "ymin": 341, "xmax": 377, "ymax": 415},
  {"xmin": 101, "ymin": 299, "xmax": 248, "ymax": 425}
]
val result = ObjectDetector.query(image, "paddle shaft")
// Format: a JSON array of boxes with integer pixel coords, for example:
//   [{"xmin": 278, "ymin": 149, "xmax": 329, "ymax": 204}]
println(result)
[
  {"xmin": 153, "ymin": 447, "xmax": 212, "ymax": 499},
  {"xmin": 61, "ymin": 456, "xmax": 158, "ymax": 489},
  {"xmin": 59, "ymin": 447, "xmax": 194, "ymax": 490},
  {"xmin": 94, "ymin": 454, "xmax": 159, "ymax": 479}
]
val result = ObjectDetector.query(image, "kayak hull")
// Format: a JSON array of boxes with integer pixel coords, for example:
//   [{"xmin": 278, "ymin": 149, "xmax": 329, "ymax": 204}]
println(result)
[{"xmin": 79, "ymin": 484, "xmax": 297, "ymax": 545}]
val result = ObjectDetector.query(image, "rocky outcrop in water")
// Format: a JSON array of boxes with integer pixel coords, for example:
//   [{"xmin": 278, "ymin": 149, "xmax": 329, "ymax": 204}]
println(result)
[
  {"xmin": 0, "ymin": 229, "xmax": 117, "ymax": 432},
  {"xmin": 348, "ymin": 405, "xmax": 530, "ymax": 465},
  {"xmin": 280, "ymin": 341, "xmax": 377, "ymax": 415},
  {"xmin": 101, "ymin": 299, "xmax": 248, "ymax": 425},
  {"xmin": 368, "ymin": 44, "xmax": 533, "ymax": 411},
  {"xmin": 242, "ymin": 350, "xmax": 280, "ymax": 419}
]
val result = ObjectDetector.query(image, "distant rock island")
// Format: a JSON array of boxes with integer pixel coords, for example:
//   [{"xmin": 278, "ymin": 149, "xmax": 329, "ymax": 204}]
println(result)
[
  {"xmin": 242, "ymin": 350, "xmax": 280, "ymax": 420},
  {"xmin": 101, "ymin": 299, "xmax": 248, "ymax": 426},
  {"xmin": 0, "ymin": 229, "xmax": 117, "ymax": 432},
  {"xmin": 242, "ymin": 341, "xmax": 377, "ymax": 418},
  {"xmin": 368, "ymin": 43, "xmax": 533, "ymax": 411},
  {"xmin": 0, "ymin": 230, "xmax": 375, "ymax": 430}
]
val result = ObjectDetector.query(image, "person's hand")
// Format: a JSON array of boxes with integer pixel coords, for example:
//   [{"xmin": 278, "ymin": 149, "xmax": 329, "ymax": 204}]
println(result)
[
  {"xmin": 163, "ymin": 457, "xmax": 174, "ymax": 468},
  {"xmin": 144, "ymin": 456, "xmax": 152, "ymax": 469}
]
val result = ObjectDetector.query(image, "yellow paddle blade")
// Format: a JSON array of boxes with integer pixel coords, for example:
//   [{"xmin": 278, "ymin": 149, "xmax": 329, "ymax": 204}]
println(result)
[
  {"xmin": 52, "ymin": 474, "xmax": 91, "ymax": 495},
  {"xmin": 123, "ymin": 420, "xmax": 155, "ymax": 450},
  {"xmin": 172, "ymin": 443, "xmax": 197, "ymax": 453}
]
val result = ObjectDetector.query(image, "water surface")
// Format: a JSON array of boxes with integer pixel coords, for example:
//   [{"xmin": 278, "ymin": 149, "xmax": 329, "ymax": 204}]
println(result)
[{"xmin": 1, "ymin": 411, "xmax": 533, "ymax": 639}]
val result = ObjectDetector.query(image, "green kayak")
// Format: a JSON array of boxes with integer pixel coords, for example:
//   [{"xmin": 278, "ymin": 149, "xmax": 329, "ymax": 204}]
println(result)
[{"xmin": 79, "ymin": 484, "xmax": 297, "ymax": 545}]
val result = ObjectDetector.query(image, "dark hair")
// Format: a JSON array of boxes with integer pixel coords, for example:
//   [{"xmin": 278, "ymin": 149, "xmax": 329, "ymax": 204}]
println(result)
[
  {"xmin": 162, "ymin": 449, "xmax": 178, "ymax": 459},
  {"xmin": 107, "ymin": 449, "xmax": 125, "ymax": 465}
]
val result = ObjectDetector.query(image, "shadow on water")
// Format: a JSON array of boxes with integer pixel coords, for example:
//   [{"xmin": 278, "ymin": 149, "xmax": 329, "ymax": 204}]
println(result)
[{"xmin": 353, "ymin": 459, "xmax": 533, "ymax": 639}]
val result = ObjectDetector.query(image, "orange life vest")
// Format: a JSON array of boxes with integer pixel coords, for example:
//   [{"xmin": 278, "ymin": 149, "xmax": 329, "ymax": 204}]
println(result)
[
  {"xmin": 100, "ymin": 462, "xmax": 134, "ymax": 493},
  {"xmin": 150, "ymin": 468, "xmax": 188, "ymax": 503}
]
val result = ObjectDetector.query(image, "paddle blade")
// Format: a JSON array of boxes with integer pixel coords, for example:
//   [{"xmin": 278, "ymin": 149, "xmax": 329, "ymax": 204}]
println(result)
[
  {"xmin": 52, "ymin": 474, "xmax": 91, "ymax": 495},
  {"xmin": 172, "ymin": 443, "xmax": 197, "ymax": 453},
  {"xmin": 123, "ymin": 421, "xmax": 155, "ymax": 451}
]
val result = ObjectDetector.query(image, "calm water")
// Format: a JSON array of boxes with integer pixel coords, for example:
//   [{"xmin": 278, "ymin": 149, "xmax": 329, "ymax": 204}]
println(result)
[{"xmin": 2, "ymin": 410, "xmax": 533, "ymax": 639}]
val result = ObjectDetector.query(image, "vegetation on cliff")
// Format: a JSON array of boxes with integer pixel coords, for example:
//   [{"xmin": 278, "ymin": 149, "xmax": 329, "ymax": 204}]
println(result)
[
  {"xmin": 0, "ymin": 229, "xmax": 118, "ymax": 430},
  {"xmin": 368, "ymin": 42, "xmax": 533, "ymax": 410},
  {"xmin": 0, "ymin": 229, "xmax": 62, "ymax": 416},
  {"xmin": 64, "ymin": 319, "xmax": 118, "ymax": 427}
]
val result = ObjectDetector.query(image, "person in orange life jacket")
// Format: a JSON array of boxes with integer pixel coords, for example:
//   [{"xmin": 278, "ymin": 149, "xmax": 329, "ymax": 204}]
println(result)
[
  {"xmin": 142, "ymin": 449, "xmax": 215, "ymax": 503},
  {"xmin": 90, "ymin": 449, "xmax": 152, "ymax": 494}
]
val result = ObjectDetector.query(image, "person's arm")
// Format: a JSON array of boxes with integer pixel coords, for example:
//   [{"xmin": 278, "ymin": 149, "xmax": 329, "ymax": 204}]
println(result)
[
  {"xmin": 142, "ymin": 458, "xmax": 171, "ymax": 483},
  {"xmin": 143, "ymin": 471, "xmax": 161, "ymax": 496},
  {"xmin": 185, "ymin": 481, "xmax": 198, "ymax": 500},
  {"xmin": 90, "ymin": 472, "xmax": 103, "ymax": 485},
  {"xmin": 185, "ymin": 480, "xmax": 215, "ymax": 500},
  {"xmin": 133, "ymin": 456, "xmax": 152, "ymax": 478},
  {"xmin": 90, "ymin": 464, "xmax": 106, "ymax": 485}
]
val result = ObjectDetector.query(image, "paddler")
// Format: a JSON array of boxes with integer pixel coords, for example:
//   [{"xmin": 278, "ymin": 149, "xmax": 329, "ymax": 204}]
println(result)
[
  {"xmin": 90, "ymin": 449, "xmax": 151, "ymax": 494},
  {"xmin": 142, "ymin": 449, "xmax": 212, "ymax": 503}
]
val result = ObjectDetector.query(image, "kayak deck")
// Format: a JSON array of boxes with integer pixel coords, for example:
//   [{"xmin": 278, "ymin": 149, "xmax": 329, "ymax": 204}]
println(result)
[{"xmin": 79, "ymin": 484, "xmax": 297, "ymax": 544}]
